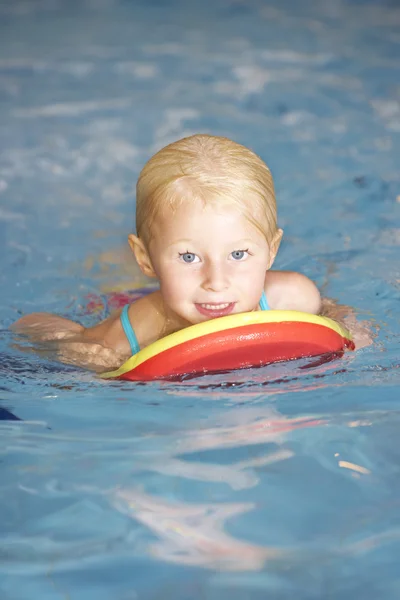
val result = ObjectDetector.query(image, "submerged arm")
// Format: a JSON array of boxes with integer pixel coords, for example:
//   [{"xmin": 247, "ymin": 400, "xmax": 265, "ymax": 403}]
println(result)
[
  {"xmin": 11, "ymin": 312, "xmax": 130, "ymax": 372},
  {"xmin": 319, "ymin": 298, "xmax": 374, "ymax": 350}
]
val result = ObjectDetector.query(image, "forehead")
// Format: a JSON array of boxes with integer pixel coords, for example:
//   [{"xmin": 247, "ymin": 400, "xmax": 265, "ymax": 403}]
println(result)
[{"xmin": 150, "ymin": 199, "xmax": 263, "ymax": 244}]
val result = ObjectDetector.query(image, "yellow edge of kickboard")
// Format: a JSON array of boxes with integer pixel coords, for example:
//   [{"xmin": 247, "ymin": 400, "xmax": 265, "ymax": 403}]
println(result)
[{"xmin": 100, "ymin": 310, "xmax": 352, "ymax": 380}]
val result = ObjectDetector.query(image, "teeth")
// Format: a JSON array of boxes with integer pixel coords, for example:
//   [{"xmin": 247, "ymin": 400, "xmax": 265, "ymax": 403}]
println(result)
[{"xmin": 201, "ymin": 303, "xmax": 230, "ymax": 310}]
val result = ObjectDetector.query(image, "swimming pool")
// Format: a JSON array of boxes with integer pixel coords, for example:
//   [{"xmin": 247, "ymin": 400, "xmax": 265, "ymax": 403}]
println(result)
[{"xmin": 1, "ymin": 0, "xmax": 399, "ymax": 598}]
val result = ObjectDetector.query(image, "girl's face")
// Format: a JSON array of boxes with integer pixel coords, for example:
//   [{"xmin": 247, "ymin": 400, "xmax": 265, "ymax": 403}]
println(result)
[{"xmin": 140, "ymin": 200, "xmax": 277, "ymax": 326}]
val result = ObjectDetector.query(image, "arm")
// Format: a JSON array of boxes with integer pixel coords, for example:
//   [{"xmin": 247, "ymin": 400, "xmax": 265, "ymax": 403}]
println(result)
[
  {"xmin": 11, "ymin": 311, "xmax": 131, "ymax": 373},
  {"xmin": 11, "ymin": 291, "xmax": 165, "ymax": 372},
  {"xmin": 12, "ymin": 313, "xmax": 85, "ymax": 342},
  {"xmin": 265, "ymin": 273, "xmax": 373, "ymax": 349},
  {"xmin": 319, "ymin": 298, "xmax": 374, "ymax": 350}
]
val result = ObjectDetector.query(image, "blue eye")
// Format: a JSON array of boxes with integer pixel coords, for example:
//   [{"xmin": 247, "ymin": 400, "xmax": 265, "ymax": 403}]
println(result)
[
  {"xmin": 180, "ymin": 252, "xmax": 199, "ymax": 263},
  {"xmin": 231, "ymin": 250, "xmax": 248, "ymax": 261}
]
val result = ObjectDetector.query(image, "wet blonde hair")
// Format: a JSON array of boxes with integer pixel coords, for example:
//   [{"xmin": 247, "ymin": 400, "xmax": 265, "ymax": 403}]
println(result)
[{"xmin": 136, "ymin": 134, "xmax": 278, "ymax": 246}]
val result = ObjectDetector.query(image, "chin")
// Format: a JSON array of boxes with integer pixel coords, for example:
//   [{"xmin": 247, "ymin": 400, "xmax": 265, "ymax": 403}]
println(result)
[{"xmin": 188, "ymin": 313, "xmax": 212, "ymax": 325}]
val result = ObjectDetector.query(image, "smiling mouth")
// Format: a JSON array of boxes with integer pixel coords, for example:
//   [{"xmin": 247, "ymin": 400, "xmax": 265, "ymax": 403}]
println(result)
[{"xmin": 195, "ymin": 302, "xmax": 236, "ymax": 317}]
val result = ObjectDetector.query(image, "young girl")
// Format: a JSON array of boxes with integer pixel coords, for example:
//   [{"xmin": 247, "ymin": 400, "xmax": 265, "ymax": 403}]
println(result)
[{"xmin": 12, "ymin": 134, "xmax": 356, "ymax": 373}]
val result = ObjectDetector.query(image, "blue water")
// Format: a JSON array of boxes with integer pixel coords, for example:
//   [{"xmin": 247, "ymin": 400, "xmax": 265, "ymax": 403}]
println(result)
[{"xmin": 1, "ymin": 0, "xmax": 399, "ymax": 598}]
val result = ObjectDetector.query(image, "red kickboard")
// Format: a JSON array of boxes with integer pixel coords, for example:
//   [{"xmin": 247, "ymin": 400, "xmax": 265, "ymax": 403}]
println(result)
[{"xmin": 117, "ymin": 321, "xmax": 353, "ymax": 381}]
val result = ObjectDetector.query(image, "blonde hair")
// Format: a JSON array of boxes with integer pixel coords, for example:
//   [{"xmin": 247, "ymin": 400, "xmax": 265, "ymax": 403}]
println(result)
[{"xmin": 136, "ymin": 134, "xmax": 278, "ymax": 246}]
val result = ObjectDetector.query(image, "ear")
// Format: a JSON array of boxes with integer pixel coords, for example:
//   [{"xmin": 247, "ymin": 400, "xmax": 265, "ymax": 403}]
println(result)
[
  {"xmin": 267, "ymin": 228, "xmax": 283, "ymax": 269},
  {"xmin": 128, "ymin": 234, "xmax": 157, "ymax": 279}
]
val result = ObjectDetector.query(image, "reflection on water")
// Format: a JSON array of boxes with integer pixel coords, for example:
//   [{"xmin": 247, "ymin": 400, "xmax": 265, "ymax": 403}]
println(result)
[
  {"xmin": 113, "ymin": 488, "xmax": 281, "ymax": 571},
  {"xmin": 111, "ymin": 407, "xmax": 324, "ymax": 570},
  {"xmin": 162, "ymin": 355, "xmax": 350, "ymax": 397},
  {"xmin": 135, "ymin": 447, "xmax": 294, "ymax": 491},
  {"xmin": 175, "ymin": 410, "xmax": 324, "ymax": 454}
]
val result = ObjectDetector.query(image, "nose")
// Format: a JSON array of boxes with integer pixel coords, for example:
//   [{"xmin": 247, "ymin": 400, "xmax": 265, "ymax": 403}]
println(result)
[{"xmin": 202, "ymin": 260, "xmax": 229, "ymax": 292}]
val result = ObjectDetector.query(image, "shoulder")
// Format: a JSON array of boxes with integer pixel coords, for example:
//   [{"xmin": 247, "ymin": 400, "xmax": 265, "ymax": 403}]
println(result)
[
  {"xmin": 264, "ymin": 270, "xmax": 321, "ymax": 314},
  {"xmin": 126, "ymin": 290, "xmax": 166, "ymax": 348},
  {"xmin": 84, "ymin": 291, "xmax": 164, "ymax": 354}
]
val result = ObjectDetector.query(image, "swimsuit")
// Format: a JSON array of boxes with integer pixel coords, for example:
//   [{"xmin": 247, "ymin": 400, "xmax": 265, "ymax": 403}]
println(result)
[{"xmin": 120, "ymin": 290, "xmax": 270, "ymax": 355}]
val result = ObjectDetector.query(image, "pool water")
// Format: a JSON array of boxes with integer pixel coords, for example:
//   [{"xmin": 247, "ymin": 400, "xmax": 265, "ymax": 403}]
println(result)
[{"xmin": 1, "ymin": 0, "xmax": 399, "ymax": 598}]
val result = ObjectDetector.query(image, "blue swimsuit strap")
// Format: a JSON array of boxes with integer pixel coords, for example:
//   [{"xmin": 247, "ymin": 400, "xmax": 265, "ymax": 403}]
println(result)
[
  {"xmin": 259, "ymin": 290, "xmax": 270, "ymax": 311},
  {"xmin": 120, "ymin": 305, "xmax": 140, "ymax": 355}
]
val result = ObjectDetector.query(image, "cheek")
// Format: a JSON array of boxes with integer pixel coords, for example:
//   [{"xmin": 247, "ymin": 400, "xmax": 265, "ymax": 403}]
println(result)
[
  {"xmin": 158, "ymin": 265, "xmax": 197, "ymax": 301},
  {"xmin": 234, "ymin": 263, "xmax": 266, "ymax": 296},
  {"xmin": 234, "ymin": 261, "xmax": 265, "ymax": 283}
]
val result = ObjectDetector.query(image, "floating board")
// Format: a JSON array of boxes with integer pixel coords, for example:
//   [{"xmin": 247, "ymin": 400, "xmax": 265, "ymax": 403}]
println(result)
[{"xmin": 101, "ymin": 310, "xmax": 354, "ymax": 382}]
